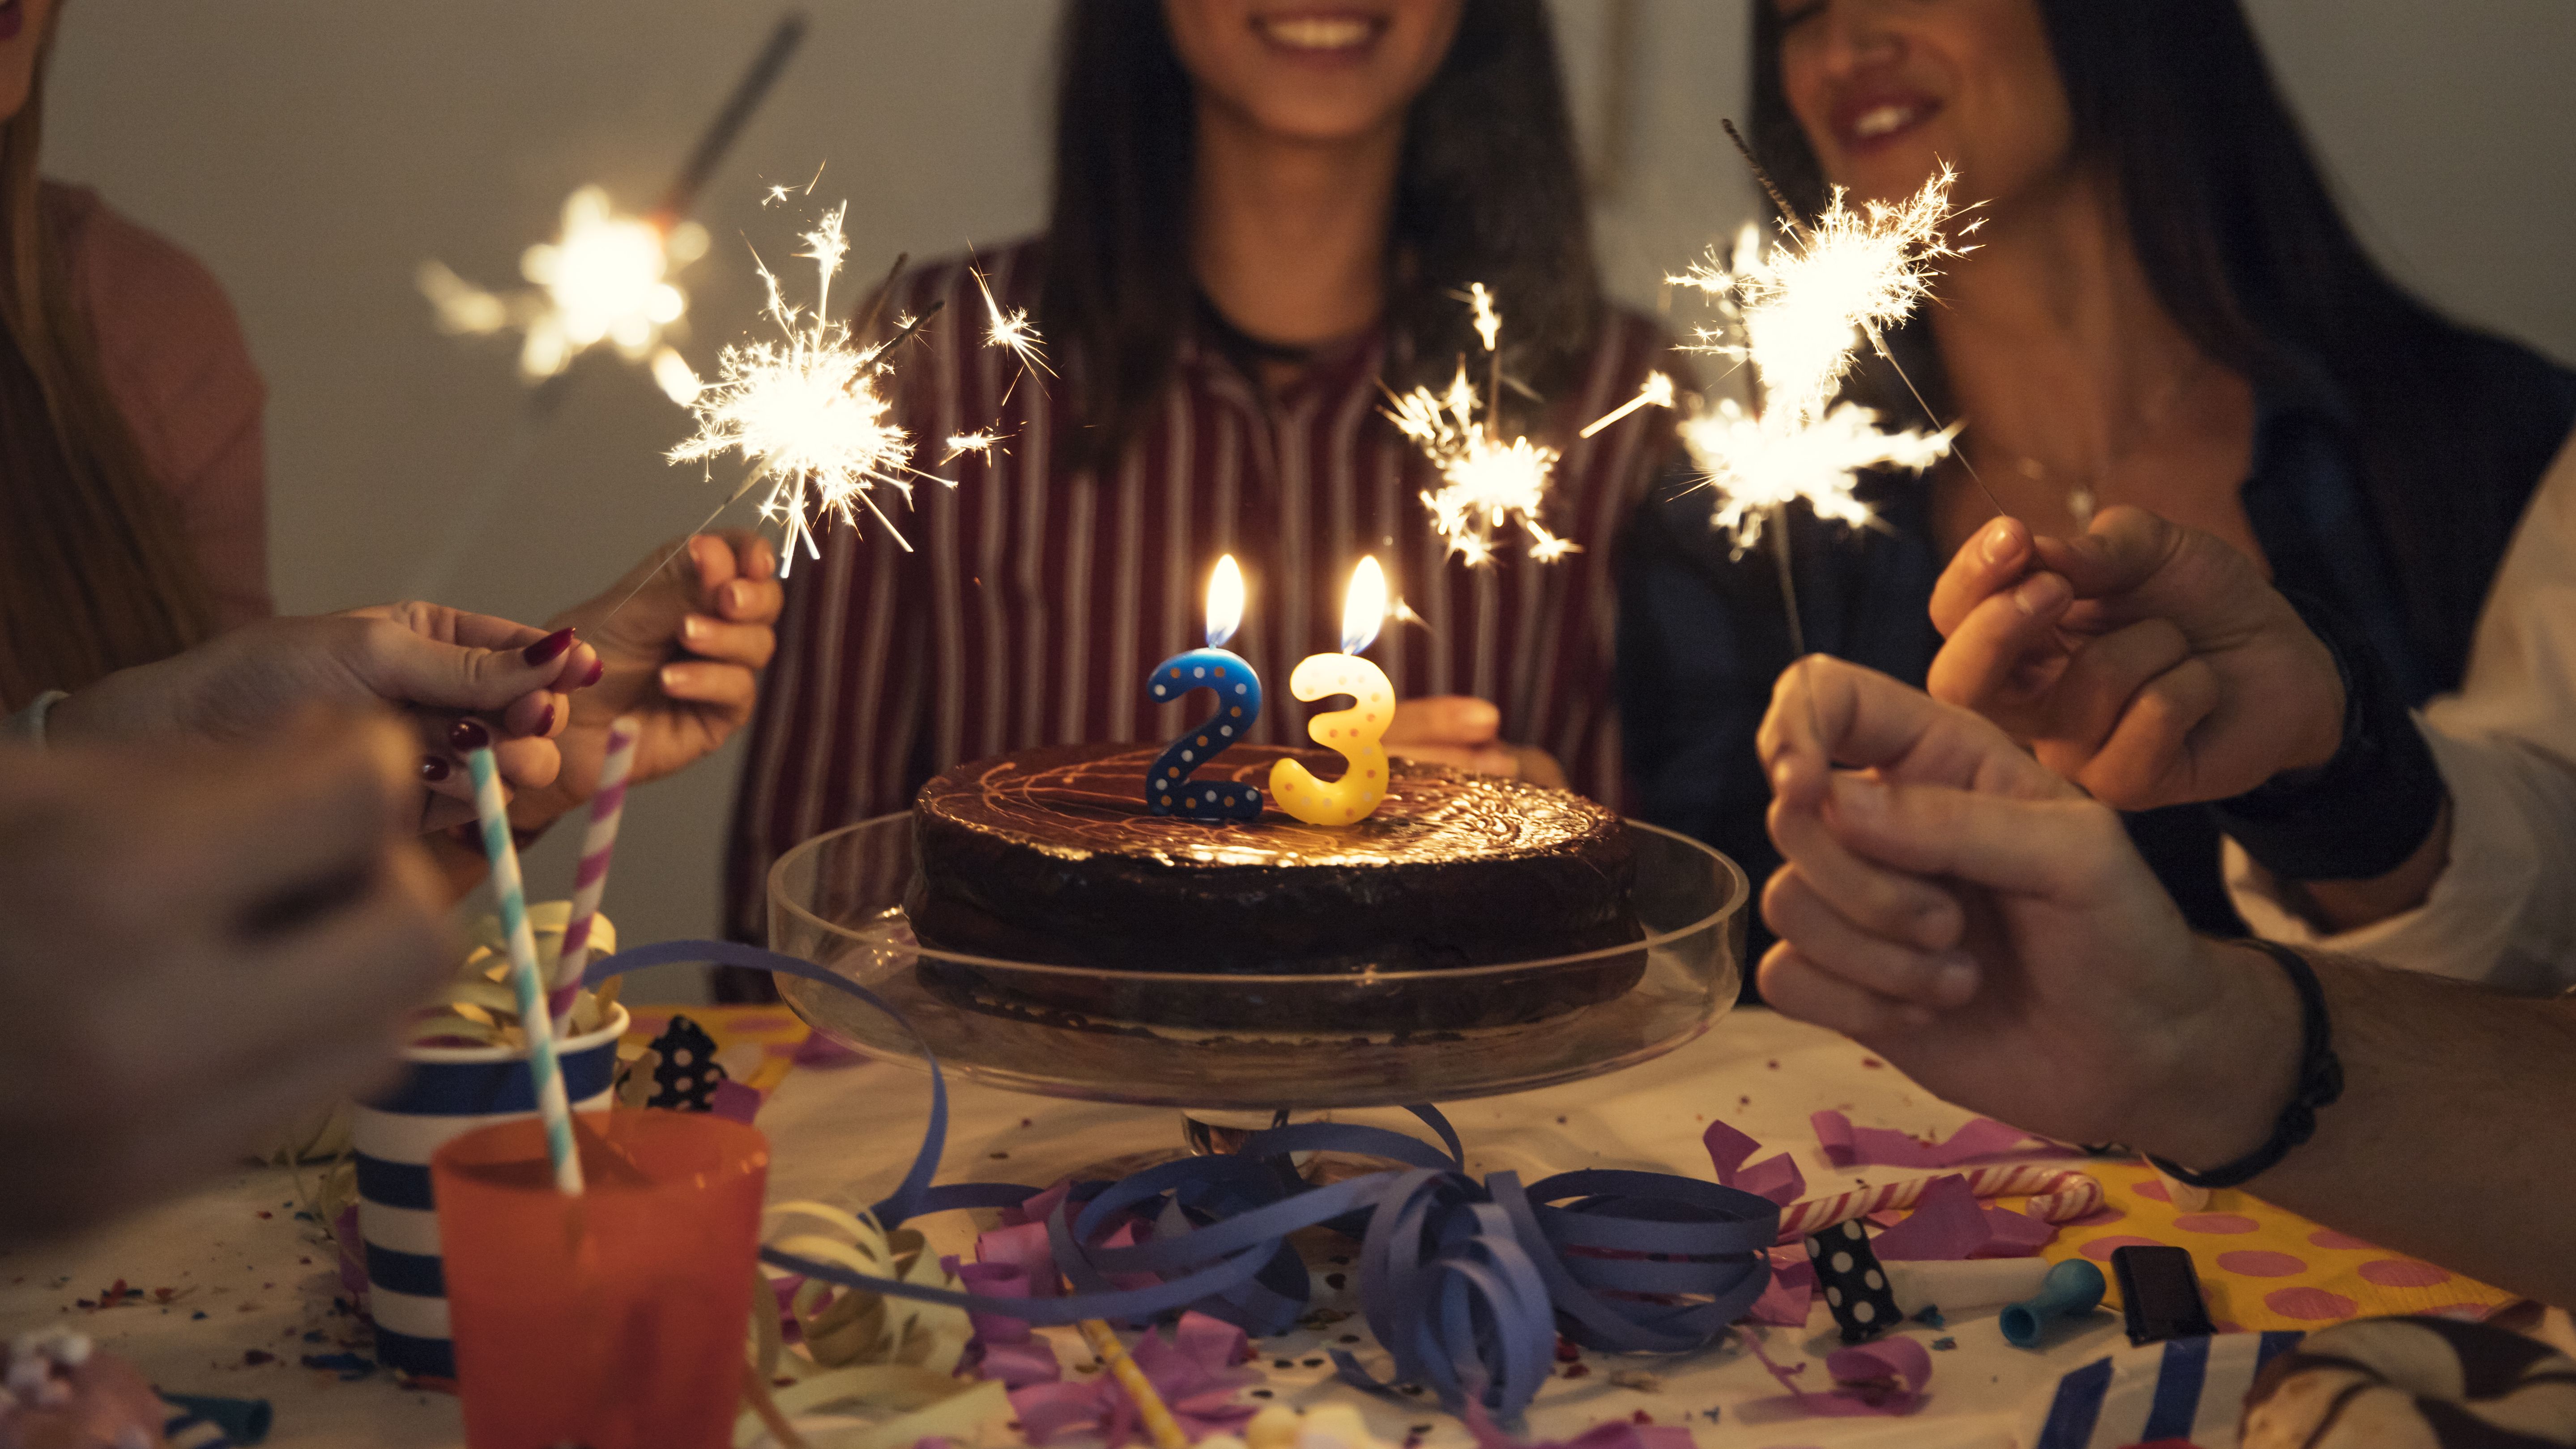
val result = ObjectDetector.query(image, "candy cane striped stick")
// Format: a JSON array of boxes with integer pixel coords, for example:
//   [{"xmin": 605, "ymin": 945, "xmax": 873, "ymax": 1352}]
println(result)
[
  {"xmin": 548, "ymin": 715, "xmax": 640, "ymax": 1033},
  {"xmin": 1775, "ymin": 1164, "xmax": 2100, "ymax": 1243},
  {"xmin": 468, "ymin": 747, "xmax": 584, "ymax": 1196}
]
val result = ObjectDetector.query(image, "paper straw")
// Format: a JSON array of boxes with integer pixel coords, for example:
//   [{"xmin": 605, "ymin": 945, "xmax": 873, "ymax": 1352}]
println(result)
[
  {"xmin": 1774, "ymin": 1163, "xmax": 2098, "ymax": 1243},
  {"xmin": 1076, "ymin": 1320, "xmax": 1188, "ymax": 1449},
  {"xmin": 549, "ymin": 714, "xmax": 640, "ymax": 1032},
  {"xmin": 467, "ymin": 747, "xmax": 586, "ymax": 1196}
]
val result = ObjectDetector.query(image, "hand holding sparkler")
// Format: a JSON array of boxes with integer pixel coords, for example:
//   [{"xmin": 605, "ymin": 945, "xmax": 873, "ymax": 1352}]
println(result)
[
  {"xmin": 43, "ymin": 604, "xmax": 603, "ymax": 833},
  {"xmin": 507, "ymin": 532, "xmax": 782, "ymax": 831},
  {"xmin": 1925, "ymin": 508, "xmax": 2347, "ymax": 811}
]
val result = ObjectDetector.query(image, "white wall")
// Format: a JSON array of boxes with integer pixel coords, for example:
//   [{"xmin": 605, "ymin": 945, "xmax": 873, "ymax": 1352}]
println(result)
[{"xmin": 42, "ymin": 2, "xmax": 2576, "ymax": 997}]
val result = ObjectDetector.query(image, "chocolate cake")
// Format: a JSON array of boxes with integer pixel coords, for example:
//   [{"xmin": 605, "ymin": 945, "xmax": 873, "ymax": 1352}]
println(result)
[{"xmin": 905, "ymin": 743, "xmax": 1645, "ymax": 1033}]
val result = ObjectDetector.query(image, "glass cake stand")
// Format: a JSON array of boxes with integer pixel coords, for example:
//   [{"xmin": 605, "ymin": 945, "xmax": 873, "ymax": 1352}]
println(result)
[{"xmin": 767, "ymin": 814, "xmax": 1749, "ymax": 1113}]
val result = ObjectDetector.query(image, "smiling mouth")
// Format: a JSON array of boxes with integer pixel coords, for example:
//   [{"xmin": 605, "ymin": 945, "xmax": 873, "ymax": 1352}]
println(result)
[
  {"xmin": 1845, "ymin": 99, "xmax": 1936, "ymax": 146},
  {"xmin": 1254, "ymin": 13, "xmax": 1384, "ymax": 52}
]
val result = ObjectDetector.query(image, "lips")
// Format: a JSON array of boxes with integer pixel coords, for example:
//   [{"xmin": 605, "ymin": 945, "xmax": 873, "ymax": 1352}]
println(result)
[
  {"xmin": 1830, "ymin": 90, "xmax": 1941, "ymax": 154},
  {"xmin": 1252, "ymin": 11, "xmax": 1386, "ymax": 54}
]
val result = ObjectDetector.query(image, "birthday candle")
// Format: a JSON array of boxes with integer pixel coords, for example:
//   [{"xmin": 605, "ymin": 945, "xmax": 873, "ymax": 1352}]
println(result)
[
  {"xmin": 1270, "ymin": 558, "xmax": 1395, "ymax": 827},
  {"xmin": 1144, "ymin": 556, "xmax": 1264, "ymax": 821}
]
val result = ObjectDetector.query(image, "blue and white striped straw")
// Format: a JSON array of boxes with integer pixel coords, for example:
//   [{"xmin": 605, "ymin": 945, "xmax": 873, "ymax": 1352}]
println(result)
[{"xmin": 465, "ymin": 747, "xmax": 586, "ymax": 1196}]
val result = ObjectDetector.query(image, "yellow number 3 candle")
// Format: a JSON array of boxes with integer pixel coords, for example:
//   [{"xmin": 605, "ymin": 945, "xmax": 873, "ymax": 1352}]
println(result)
[{"xmin": 1271, "ymin": 557, "xmax": 1394, "ymax": 827}]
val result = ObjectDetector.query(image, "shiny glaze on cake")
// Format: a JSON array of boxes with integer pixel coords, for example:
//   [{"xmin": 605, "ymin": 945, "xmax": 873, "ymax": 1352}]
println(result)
[{"xmin": 905, "ymin": 743, "xmax": 1644, "ymax": 1032}]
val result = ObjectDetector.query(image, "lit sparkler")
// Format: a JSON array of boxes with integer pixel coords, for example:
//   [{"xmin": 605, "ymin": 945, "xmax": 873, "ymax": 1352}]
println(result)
[
  {"xmin": 420, "ymin": 186, "xmax": 710, "ymax": 404},
  {"xmin": 1659, "ymin": 145, "xmax": 1975, "ymax": 653},
  {"xmin": 668, "ymin": 203, "xmax": 922, "ymax": 572},
  {"xmin": 1386, "ymin": 288, "xmax": 1582, "ymax": 566},
  {"xmin": 661, "ymin": 201, "xmax": 1045, "ymax": 581},
  {"xmin": 974, "ymin": 267, "xmax": 1051, "ymax": 378}
]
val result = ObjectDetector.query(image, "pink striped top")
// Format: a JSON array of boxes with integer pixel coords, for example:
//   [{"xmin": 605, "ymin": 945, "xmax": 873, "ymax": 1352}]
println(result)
[{"xmin": 725, "ymin": 241, "xmax": 1680, "ymax": 938}]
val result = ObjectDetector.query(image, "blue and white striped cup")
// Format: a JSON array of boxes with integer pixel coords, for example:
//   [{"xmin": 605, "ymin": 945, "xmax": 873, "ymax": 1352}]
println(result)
[{"xmin": 350, "ymin": 1003, "xmax": 627, "ymax": 1378}]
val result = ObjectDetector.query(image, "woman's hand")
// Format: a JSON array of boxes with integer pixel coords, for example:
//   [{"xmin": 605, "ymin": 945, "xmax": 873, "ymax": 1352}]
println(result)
[
  {"xmin": 1926, "ymin": 508, "xmax": 2345, "ymax": 810},
  {"xmin": 0, "ymin": 712, "xmax": 451, "ymax": 1239},
  {"xmin": 1384, "ymin": 695, "xmax": 1568, "ymax": 789},
  {"xmin": 46, "ymin": 604, "xmax": 601, "ymax": 831},
  {"xmin": 511, "ymin": 532, "xmax": 783, "ymax": 828},
  {"xmin": 1757, "ymin": 656, "xmax": 2294, "ymax": 1162}
]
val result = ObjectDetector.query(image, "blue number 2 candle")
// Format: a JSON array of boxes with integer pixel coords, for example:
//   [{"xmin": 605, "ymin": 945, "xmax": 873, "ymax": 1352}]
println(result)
[{"xmin": 1145, "ymin": 555, "xmax": 1264, "ymax": 821}]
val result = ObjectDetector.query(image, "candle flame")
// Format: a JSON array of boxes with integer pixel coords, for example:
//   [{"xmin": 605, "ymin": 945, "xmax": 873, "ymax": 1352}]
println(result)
[
  {"xmin": 420, "ymin": 184, "xmax": 708, "ymax": 388},
  {"xmin": 1206, "ymin": 554, "xmax": 1245, "ymax": 649},
  {"xmin": 1340, "ymin": 555, "xmax": 1388, "ymax": 655}
]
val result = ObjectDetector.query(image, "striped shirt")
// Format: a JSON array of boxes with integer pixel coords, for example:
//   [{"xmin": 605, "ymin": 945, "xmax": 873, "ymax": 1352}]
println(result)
[{"xmin": 725, "ymin": 240, "xmax": 1679, "ymax": 939}]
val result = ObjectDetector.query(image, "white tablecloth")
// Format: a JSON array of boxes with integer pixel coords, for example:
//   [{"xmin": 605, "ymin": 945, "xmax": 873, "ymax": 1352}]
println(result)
[{"xmin": 0, "ymin": 1008, "xmax": 2137, "ymax": 1448}]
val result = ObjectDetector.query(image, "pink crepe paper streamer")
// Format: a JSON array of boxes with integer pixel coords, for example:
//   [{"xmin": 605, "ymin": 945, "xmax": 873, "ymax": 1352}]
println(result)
[
  {"xmin": 977, "ymin": 1220, "xmax": 1063, "ymax": 1299},
  {"xmin": 1746, "ymin": 1250, "xmax": 1815, "ymax": 1326},
  {"xmin": 548, "ymin": 714, "xmax": 640, "ymax": 1030},
  {"xmin": 1001, "ymin": 1179, "xmax": 1075, "ymax": 1229},
  {"xmin": 770, "ymin": 1274, "xmax": 807, "ymax": 1344},
  {"xmin": 1704, "ymin": 1121, "xmax": 1804, "ymax": 1205},
  {"xmin": 1009, "ymin": 1312, "xmax": 1259, "ymax": 1445},
  {"xmin": 1463, "ymin": 1399, "xmax": 1700, "ymax": 1449},
  {"xmin": 948, "ymin": 1253, "xmax": 1065, "ymax": 1387},
  {"xmin": 709, "ymin": 1078, "xmax": 766, "ymax": 1123},
  {"xmin": 1809, "ymin": 1110, "xmax": 2078, "ymax": 1171},
  {"xmin": 1867, "ymin": 1174, "xmax": 2055, "ymax": 1261},
  {"xmin": 1740, "ymin": 1329, "xmax": 1932, "ymax": 1419},
  {"xmin": 1774, "ymin": 1164, "xmax": 2102, "ymax": 1243}
]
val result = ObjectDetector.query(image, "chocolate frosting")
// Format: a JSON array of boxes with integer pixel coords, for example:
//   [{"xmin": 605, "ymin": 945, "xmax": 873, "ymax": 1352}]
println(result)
[{"xmin": 907, "ymin": 743, "xmax": 1645, "ymax": 1031}]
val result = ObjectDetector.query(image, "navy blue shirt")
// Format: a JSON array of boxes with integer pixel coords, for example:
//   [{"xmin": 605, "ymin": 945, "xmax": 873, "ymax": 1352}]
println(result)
[{"xmin": 1618, "ymin": 345, "xmax": 2576, "ymax": 950}]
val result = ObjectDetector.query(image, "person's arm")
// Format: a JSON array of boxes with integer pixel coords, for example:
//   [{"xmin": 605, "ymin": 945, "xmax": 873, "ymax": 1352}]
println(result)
[
  {"xmin": 43, "ymin": 603, "xmax": 598, "ymax": 832},
  {"xmin": 1757, "ymin": 657, "xmax": 2576, "ymax": 1306},
  {"xmin": 1925, "ymin": 508, "xmax": 2461, "ymax": 934},
  {"xmin": 65, "ymin": 185, "xmax": 274, "ymax": 626}
]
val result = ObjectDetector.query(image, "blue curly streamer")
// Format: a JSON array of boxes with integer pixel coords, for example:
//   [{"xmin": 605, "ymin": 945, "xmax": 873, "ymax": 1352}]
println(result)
[{"xmin": 583, "ymin": 939, "xmax": 1778, "ymax": 1419}]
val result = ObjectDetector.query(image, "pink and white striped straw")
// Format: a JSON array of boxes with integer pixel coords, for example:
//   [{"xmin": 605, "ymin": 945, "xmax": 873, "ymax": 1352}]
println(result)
[
  {"xmin": 1774, "ymin": 1163, "xmax": 2102, "ymax": 1244},
  {"xmin": 549, "ymin": 715, "xmax": 640, "ymax": 1032}
]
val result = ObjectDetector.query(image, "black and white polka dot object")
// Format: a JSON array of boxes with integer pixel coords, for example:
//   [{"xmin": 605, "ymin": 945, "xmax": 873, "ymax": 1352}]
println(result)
[
  {"xmin": 2239, "ymin": 1316, "xmax": 2576, "ymax": 1448},
  {"xmin": 642, "ymin": 1014, "xmax": 729, "ymax": 1112},
  {"xmin": 1805, "ymin": 1220, "xmax": 1904, "ymax": 1344}
]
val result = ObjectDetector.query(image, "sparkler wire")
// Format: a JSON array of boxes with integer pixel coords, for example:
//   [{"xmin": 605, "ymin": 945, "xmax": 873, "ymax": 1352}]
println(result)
[{"xmin": 656, "ymin": 13, "xmax": 811, "ymax": 223}]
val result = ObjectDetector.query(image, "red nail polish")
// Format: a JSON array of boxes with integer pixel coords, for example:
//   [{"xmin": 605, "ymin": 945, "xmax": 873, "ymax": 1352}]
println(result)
[
  {"xmin": 532, "ymin": 701, "xmax": 557, "ymax": 737},
  {"xmin": 579, "ymin": 656, "xmax": 605, "ymax": 689},
  {"xmin": 419, "ymin": 754, "xmax": 451, "ymax": 782},
  {"xmin": 522, "ymin": 627, "xmax": 577, "ymax": 666},
  {"xmin": 449, "ymin": 717, "xmax": 491, "ymax": 752}
]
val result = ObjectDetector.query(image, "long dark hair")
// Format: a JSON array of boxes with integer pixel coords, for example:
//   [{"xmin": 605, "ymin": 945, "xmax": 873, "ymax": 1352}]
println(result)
[
  {"xmin": 1749, "ymin": 0, "xmax": 2563, "ymax": 696},
  {"xmin": 1041, "ymin": 0, "xmax": 1603, "ymax": 473},
  {"xmin": 0, "ymin": 26, "xmax": 215, "ymax": 709}
]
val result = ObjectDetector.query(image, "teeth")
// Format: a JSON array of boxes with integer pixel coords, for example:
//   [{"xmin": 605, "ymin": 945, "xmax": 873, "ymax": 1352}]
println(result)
[
  {"xmin": 1261, "ymin": 16, "xmax": 1373, "ymax": 49},
  {"xmin": 1852, "ymin": 104, "xmax": 1917, "ymax": 140}
]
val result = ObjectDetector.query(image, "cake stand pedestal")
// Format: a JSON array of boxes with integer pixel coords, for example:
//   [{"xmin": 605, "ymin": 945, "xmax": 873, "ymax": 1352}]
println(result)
[{"xmin": 765, "ymin": 815, "xmax": 1749, "ymax": 1139}]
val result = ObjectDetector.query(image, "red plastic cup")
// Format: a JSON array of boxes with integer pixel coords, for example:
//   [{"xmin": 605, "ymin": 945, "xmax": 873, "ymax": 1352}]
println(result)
[{"xmin": 431, "ymin": 1110, "xmax": 769, "ymax": 1449}]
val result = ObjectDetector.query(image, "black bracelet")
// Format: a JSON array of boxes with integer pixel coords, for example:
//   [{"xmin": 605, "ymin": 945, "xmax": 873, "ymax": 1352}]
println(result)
[
  {"xmin": 2147, "ymin": 938, "xmax": 2344, "ymax": 1189},
  {"xmin": 2208, "ymin": 590, "xmax": 2442, "ymax": 882}
]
